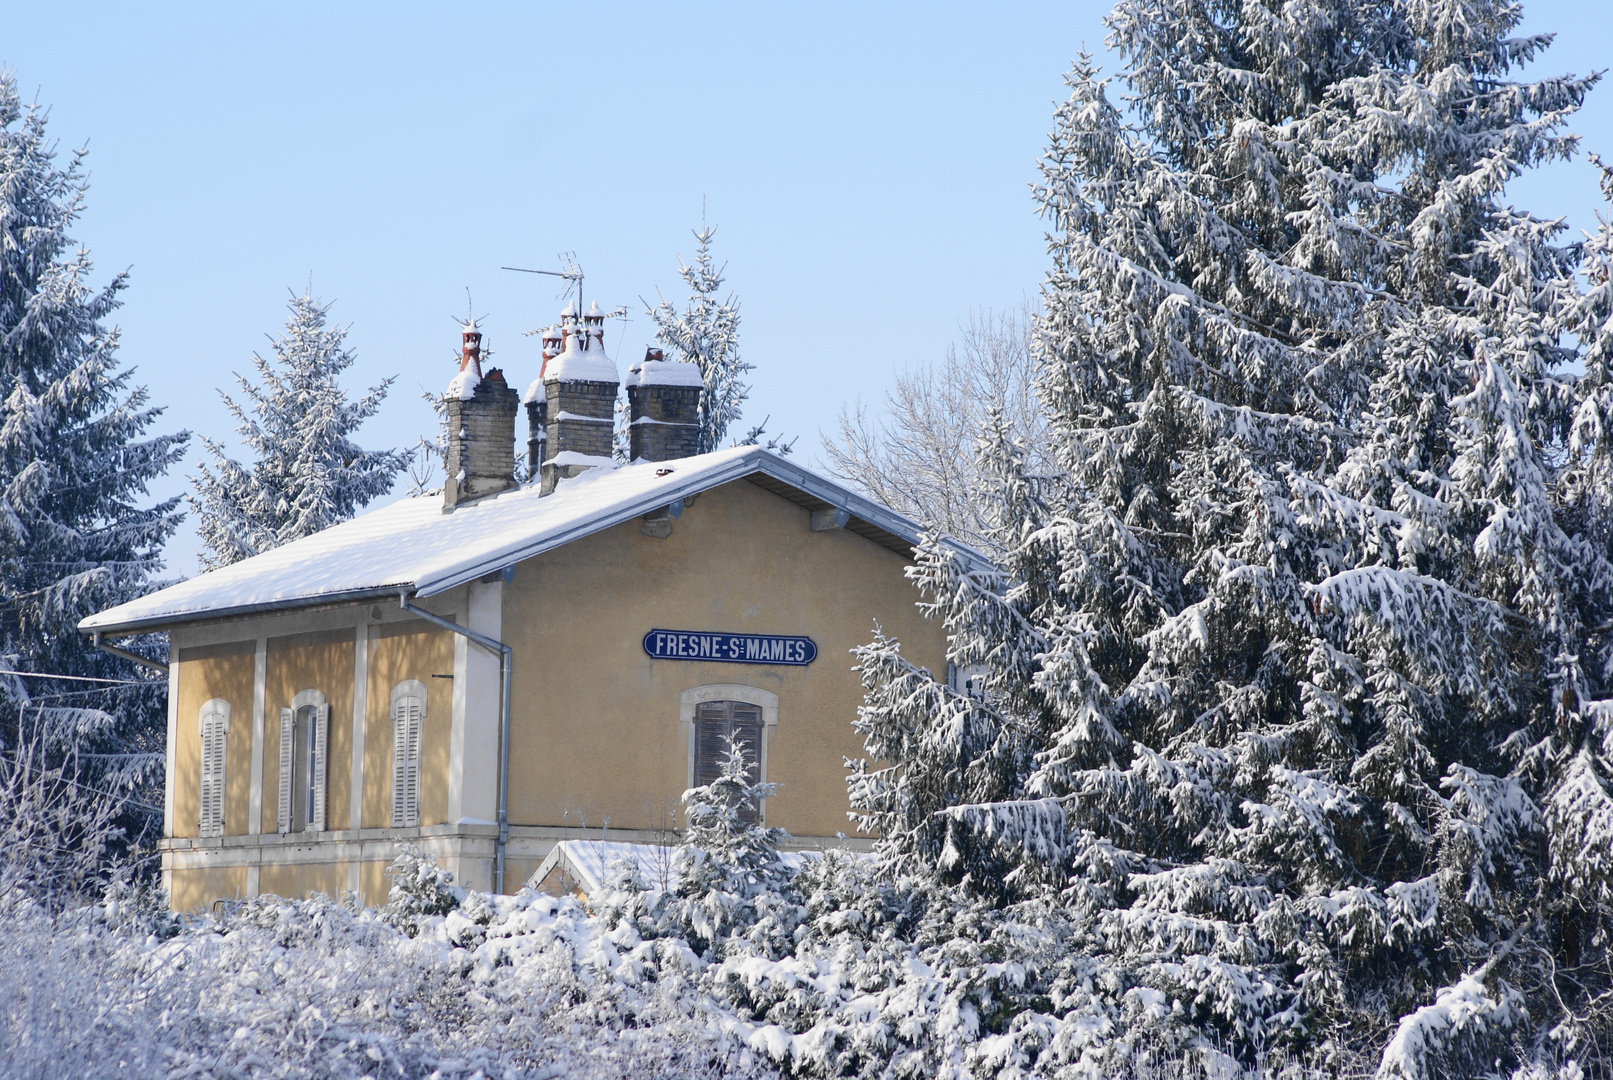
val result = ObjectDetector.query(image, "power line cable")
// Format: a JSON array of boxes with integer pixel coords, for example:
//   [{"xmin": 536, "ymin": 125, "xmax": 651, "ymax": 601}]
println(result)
[{"xmin": 0, "ymin": 669, "xmax": 154, "ymax": 686}]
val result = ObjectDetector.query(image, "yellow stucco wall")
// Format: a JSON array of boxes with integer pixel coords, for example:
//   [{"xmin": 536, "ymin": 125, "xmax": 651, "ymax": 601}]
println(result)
[
  {"xmin": 360, "ymin": 858, "xmax": 389, "ymax": 909},
  {"xmin": 259, "ymin": 860, "xmax": 349, "ymax": 901},
  {"xmin": 172, "ymin": 639, "xmax": 257, "ymax": 838},
  {"xmin": 263, "ymin": 629, "xmax": 357, "ymax": 835},
  {"xmin": 502, "ymin": 477, "xmax": 946, "ymax": 838},
  {"xmin": 362, "ymin": 621, "xmax": 455, "ymax": 828},
  {"xmin": 169, "ymin": 864, "xmax": 248, "ymax": 913}
]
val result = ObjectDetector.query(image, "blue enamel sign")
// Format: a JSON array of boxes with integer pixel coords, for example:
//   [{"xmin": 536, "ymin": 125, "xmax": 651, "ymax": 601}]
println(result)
[{"xmin": 643, "ymin": 629, "xmax": 817, "ymax": 666}]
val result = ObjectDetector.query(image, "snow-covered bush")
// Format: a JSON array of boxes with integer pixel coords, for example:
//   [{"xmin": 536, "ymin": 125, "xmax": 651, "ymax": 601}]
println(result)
[{"xmin": 381, "ymin": 842, "xmax": 466, "ymax": 937}]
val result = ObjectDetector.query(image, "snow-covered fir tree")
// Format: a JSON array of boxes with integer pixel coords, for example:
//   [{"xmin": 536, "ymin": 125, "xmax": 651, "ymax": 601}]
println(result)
[
  {"xmin": 0, "ymin": 72, "xmax": 187, "ymax": 844},
  {"xmin": 644, "ymin": 216, "xmax": 750, "ymax": 454},
  {"xmin": 850, "ymin": 1, "xmax": 1613, "ymax": 1074},
  {"xmin": 189, "ymin": 292, "xmax": 409, "ymax": 570}
]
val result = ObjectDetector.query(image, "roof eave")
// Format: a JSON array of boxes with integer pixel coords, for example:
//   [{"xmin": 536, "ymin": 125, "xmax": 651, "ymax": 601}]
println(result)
[{"xmin": 77, "ymin": 585, "xmax": 411, "ymax": 637}]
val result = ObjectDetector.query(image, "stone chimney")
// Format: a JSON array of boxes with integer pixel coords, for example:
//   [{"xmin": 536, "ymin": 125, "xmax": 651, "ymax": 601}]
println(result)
[
  {"xmin": 540, "ymin": 301, "xmax": 619, "ymax": 495},
  {"xmin": 625, "ymin": 346, "xmax": 703, "ymax": 462},
  {"xmin": 523, "ymin": 324, "xmax": 562, "ymax": 480},
  {"xmin": 443, "ymin": 320, "xmax": 520, "ymax": 509}
]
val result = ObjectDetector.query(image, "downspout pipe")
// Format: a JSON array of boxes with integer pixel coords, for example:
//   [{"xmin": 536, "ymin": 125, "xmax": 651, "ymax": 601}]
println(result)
[
  {"xmin": 92, "ymin": 631, "xmax": 169, "ymax": 674},
  {"xmin": 398, "ymin": 590, "xmax": 514, "ymax": 894}
]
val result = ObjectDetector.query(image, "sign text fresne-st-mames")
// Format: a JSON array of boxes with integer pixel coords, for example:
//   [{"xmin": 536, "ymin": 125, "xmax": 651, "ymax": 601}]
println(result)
[{"xmin": 643, "ymin": 629, "xmax": 817, "ymax": 666}]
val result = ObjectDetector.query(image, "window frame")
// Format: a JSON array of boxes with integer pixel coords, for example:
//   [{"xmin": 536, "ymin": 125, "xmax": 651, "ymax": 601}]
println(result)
[
  {"xmin": 679, "ymin": 684, "xmax": 779, "ymax": 823},
  {"xmin": 278, "ymin": 689, "xmax": 330, "ymax": 835}
]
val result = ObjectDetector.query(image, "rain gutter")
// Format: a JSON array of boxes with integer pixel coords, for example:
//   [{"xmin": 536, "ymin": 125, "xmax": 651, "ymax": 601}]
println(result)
[
  {"xmin": 91, "ymin": 631, "xmax": 169, "ymax": 674},
  {"xmin": 397, "ymin": 590, "xmax": 514, "ymax": 894}
]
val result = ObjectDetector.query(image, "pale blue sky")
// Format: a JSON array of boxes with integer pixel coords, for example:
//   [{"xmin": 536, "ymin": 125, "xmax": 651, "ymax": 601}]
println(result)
[{"xmin": 9, "ymin": 1, "xmax": 1612, "ymax": 572}]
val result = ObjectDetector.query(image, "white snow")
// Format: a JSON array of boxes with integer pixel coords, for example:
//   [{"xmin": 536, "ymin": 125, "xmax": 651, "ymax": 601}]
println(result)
[
  {"xmin": 546, "ymin": 330, "xmax": 618, "ymax": 383},
  {"xmin": 81, "ymin": 447, "xmax": 952, "ymax": 632},
  {"xmin": 546, "ymin": 450, "xmax": 619, "ymax": 470},
  {"xmin": 554, "ymin": 411, "xmax": 611, "ymax": 423},
  {"xmin": 534, "ymin": 839, "xmax": 825, "ymax": 897},
  {"xmin": 627, "ymin": 359, "xmax": 704, "ymax": 389},
  {"xmin": 445, "ymin": 369, "xmax": 480, "ymax": 400},
  {"xmin": 522, "ymin": 377, "xmax": 545, "ymax": 404}
]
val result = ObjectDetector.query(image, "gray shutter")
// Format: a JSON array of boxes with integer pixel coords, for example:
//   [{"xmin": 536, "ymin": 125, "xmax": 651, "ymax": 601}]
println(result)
[
  {"xmin": 694, "ymin": 701, "xmax": 728, "ymax": 789},
  {"xmin": 311, "ymin": 703, "xmax": 330, "ymax": 833},
  {"xmin": 732, "ymin": 704, "xmax": 764, "ymax": 825},
  {"xmin": 277, "ymin": 707, "xmax": 293, "ymax": 834}
]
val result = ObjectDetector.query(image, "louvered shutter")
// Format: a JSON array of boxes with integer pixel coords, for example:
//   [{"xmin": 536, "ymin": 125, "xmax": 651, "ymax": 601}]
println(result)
[
  {"xmin": 693, "ymin": 700, "xmax": 767, "ymax": 825},
  {"xmin": 277, "ymin": 707, "xmax": 294, "ymax": 834},
  {"xmin": 404, "ymin": 697, "xmax": 421, "ymax": 827},
  {"xmin": 694, "ymin": 702, "xmax": 728, "ymax": 789},
  {"xmin": 391, "ymin": 698, "xmax": 408, "ymax": 827},
  {"xmin": 731, "ymin": 704, "xmax": 764, "ymax": 824},
  {"xmin": 198, "ymin": 701, "xmax": 230, "ymax": 838},
  {"xmin": 392, "ymin": 689, "xmax": 422, "ymax": 828},
  {"xmin": 311, "ymin": 703, "xmax": 329, "ymax": 833}
]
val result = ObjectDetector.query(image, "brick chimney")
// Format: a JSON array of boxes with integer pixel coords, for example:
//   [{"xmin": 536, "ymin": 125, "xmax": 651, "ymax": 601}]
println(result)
[
  {"xmin": 523, "ymin": 323, "xmax": 562, "ymax": 480},
  {"xmin": 540, "ymin": 302, "xmax": 619, "ymax": 495},
  {"xmin": 443, "ymin": 320, "xmax": 520, "ymax": 509},
  {"xmin": 625, "ymin": 346, "xmax": 703, "ymax": 462}
]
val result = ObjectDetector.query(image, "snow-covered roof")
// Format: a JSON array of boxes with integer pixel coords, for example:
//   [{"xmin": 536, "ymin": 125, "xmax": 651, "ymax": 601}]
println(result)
[
  {"xmin": 81, "ymin": 447, "xmax": 983, "ymax": 635},
  {"xmin": 531, "ymin": 839, "xmax": 830, "ymax": 895}
]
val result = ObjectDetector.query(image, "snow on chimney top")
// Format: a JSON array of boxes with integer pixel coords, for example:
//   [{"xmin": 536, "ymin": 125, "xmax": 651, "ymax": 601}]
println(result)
[
  {"xmin": 539, "ymin": 324, "xmax": 563, "ymax": 379},
  {"xmin": 459, "ymin": 319, "xmax": 484, "ymax": 377}
]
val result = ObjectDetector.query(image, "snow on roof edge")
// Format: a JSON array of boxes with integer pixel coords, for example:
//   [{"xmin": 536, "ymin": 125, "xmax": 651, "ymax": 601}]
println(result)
[{"xmin": 79, "ymin": 448, "xmax": 989, "ymax": 635}]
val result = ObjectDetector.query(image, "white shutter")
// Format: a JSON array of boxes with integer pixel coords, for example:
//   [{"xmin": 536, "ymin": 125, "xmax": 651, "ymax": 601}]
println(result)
[
  {"xmin": 389, "ymin": 682, "xmax": 425, "ymax": 829},
  {"xmin": 277, "ymin": 706, "xmax": 294, "ymax": 834},
  {"xmin": 311, "ymin": 703, "xmax": 330, "ymax": 833},
  {"xmin": 197, "ymin": 699, "xmax": 231, "ymax": 838},
  {"xmin": 391, "ymin": 697, "xmax": 408, "ymax": 827},
  {"xmin": 404, "ymin": 697, "xmax": 421, "ymax": 828}
]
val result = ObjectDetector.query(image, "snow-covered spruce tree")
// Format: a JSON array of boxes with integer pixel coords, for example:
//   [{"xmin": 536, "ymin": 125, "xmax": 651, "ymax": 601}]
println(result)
[
  {"xmin": 189, "ymin": 292, "xmax": 409, "ymax": 570},
  {"xmin": 0, "ymin": 72, "xmax": 186, "ymax": 863},
  {"xmin": 644, "ymin": 218, "xmax": 750, "ymax": 454},
  {"xmin": 655, "ymin": 737, "xmax": 799, "ymax": 959},
  {"xmin": 852, "ymin": 1, "xmax": 1613, "ymax": 1074}
]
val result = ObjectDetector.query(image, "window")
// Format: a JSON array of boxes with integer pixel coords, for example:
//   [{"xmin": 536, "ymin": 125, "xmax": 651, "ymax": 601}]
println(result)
[
  {"xmin": 277, "ymin": 691, "xmax": 329, "ymax": 834},
  {"xmin": 948, "ymin": 662, "xmax": 990, "ymax": 700},
  {"xmin": 198, "ymin": 698, "xmax": 231, "ymax": 838},
  {"xmin": 390, "ymin": 680, "xmax": 426, "ymax": 828},
  {"xmin": 680, "ymin": 684, "xmax": 778, "ymax": 826}
]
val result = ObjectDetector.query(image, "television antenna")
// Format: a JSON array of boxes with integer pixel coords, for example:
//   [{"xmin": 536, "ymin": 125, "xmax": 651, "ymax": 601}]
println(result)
[
  {"xmin": 503, "ymin": 252, "xmax": 584, "ymax": 311},
  {"xmin": 504, "ymin": 254, "xmax": 629, "ymax": 335}
]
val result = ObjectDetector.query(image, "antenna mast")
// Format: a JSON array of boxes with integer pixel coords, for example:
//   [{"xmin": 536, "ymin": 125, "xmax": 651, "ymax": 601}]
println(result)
[{"xmin": 502, "ymin": 252, "xmax": 584, "ymax": 311}]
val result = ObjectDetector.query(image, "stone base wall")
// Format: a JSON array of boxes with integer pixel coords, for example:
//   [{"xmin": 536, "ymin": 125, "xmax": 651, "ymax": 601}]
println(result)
[{"xmin": 159, "ymin": 825, "xmax": 873, "ymax": 911}]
